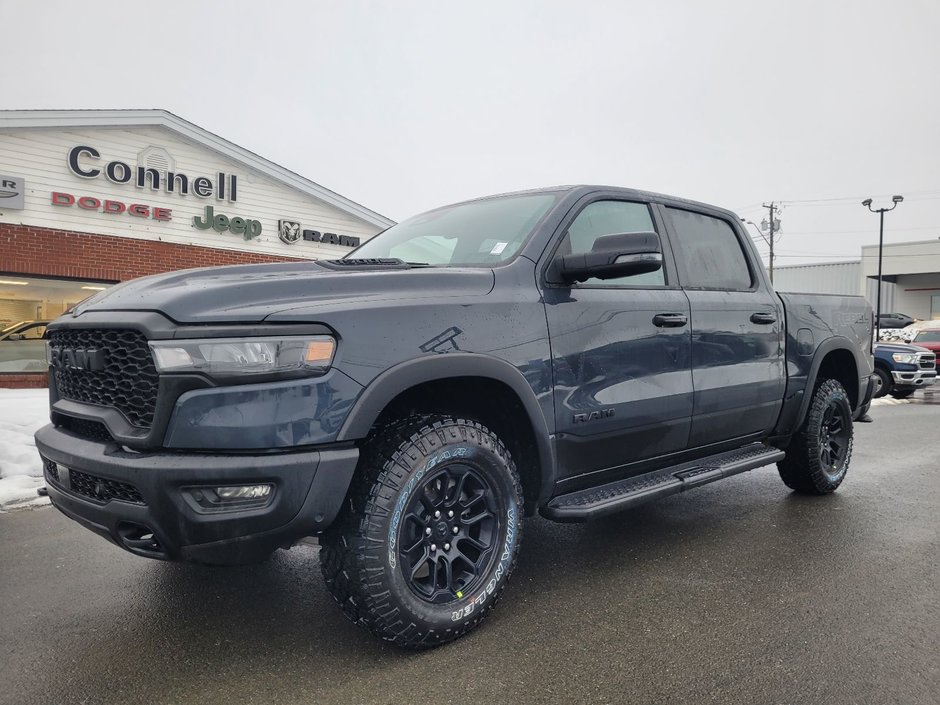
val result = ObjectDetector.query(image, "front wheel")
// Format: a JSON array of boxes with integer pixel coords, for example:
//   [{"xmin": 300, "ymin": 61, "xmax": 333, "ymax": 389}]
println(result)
[
  {"xmin": 320, "ymin": 415, "xmax": 523, "ymax": 649},
  {"xmin": 871, "ymin": 367, "xmax": 891, "ymax": 398},
  {"xmin": 890, "ymin": 388, "xmax": 915, "ymax": 399},
  {"xmin": 777, "ymin": 379, "xmax": 854, "ymax": 494}
]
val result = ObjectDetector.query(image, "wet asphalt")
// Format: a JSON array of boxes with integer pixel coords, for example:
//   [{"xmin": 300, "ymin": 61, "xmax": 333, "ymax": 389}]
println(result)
[{"xmin": 1, "ymin": 398, "xmax": 937, "ymax": 705}]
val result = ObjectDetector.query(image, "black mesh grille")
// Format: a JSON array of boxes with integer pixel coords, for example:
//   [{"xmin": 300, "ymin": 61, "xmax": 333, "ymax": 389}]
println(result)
[
  {"xmin": 69, "ymin": 469, "xmax": 145, "ymax": 504},
  {"xmin": 57, "ymin": 416, "xmax": 114, "ymax": 442},
  {"xmin": 43, "ymin": 456, "xmax": 144, "ymax": 505},
  {"xmin": 43, "ymin": 457, "xmax": 59, "ymax": 482},
  {"xmin": 49, "ymin": 329, "xmax": 159, "ymax": 428}
]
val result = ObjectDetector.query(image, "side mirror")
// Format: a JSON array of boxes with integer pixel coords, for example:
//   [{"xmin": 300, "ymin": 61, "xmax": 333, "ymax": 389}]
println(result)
[{"xmin": 556, "ymin": 231, "xmax": 663, "ymax": 283}]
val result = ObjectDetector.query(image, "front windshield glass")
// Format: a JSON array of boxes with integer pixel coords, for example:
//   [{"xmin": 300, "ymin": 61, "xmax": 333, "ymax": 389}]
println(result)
[
  {"xmin": 350, "ymin": 193, "xmax": 558, "ymax": 266},
  {"xmin": 914, "ymin": 330, "xmax": 940, "ymax": 343}
]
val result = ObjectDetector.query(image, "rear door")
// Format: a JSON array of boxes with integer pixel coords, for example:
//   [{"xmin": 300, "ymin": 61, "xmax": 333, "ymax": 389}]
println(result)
[
  {"xmin": 660, "ymin": 206, "xmax": 785, "ymax": 447},
  {"xmin": 542, "ymin": 197, "xmax": 694, "ymax": 482}
]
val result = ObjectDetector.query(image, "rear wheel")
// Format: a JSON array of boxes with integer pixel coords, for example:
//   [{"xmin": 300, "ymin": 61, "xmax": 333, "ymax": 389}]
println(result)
[
  {"xmin": 320, "ymin": 415, "xmax": 523, "ymax": 649},
  {"xmin": 778, "ymin": 379, "xmax": 853, "ymax": 494},
  {"xmin": 871, "ymin": 367, "xmax": 891, "ymax": 398}
]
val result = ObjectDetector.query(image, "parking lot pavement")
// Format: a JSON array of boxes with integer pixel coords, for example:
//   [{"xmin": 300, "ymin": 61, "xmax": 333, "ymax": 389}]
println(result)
[{"xmin": 1, "ymin": 402, "xmax": 937, "ymax": 705}]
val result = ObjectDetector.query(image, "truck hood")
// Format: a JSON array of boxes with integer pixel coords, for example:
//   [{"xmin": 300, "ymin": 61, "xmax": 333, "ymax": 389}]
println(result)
[
  {"xmin": 873, "ymin": 342, "xmax": 932, "ymax": 355},
  {"xmin": 66, "ymin": 261, "xmax": 496, "ymax": 324}
]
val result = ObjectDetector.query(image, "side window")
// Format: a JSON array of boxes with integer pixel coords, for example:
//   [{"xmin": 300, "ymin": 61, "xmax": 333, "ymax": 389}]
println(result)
[
  {"xmin": 561, "ymin": 200, "xmax": 665, "ymax": 287},
  {"xmin": 666, "ymin": 208, "xmax": 752, "ymax": 290}
]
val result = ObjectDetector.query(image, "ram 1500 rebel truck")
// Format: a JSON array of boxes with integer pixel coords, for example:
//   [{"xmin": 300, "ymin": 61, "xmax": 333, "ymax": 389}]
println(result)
[{"xmin": 36, "ymin": 186, "xmax": 874, "ymax": 648}]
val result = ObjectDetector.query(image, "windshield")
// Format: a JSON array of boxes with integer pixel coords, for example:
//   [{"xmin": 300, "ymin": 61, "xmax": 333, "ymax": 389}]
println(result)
[
  {"xmin": 350, "ymin": 193, "xmax": 558, "ymax": 266},
  {"xmin": 914, "ymin": 330, "xmax": 940, "ymax": 343}
]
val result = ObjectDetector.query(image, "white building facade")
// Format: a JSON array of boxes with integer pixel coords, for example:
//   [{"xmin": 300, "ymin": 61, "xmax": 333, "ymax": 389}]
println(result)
[
  {"xmin": 0, "ymin": 110, "xmax": 394, "ymax": 387},
  {"xmin": 772, "ymin": 240, "xmax": 940, "ymax": 321}
]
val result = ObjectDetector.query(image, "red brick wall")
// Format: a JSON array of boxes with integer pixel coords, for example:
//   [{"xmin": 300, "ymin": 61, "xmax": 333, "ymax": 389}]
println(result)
[
  {"xmin": 0, "ymin": 222, "xmax": 306, "ymax": 282},
  {"xmin": 0, "ymin": 223, "xmax": 307, "ymax": 388},
  {"xmin": 0, "ymin": 373, "xmax": 48, "ymax": 388}
]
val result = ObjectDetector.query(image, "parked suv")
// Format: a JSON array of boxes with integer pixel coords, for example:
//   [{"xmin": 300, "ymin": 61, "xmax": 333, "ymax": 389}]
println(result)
[{"xmin": 36, "ymin": 186, "xmax": 873, "ymax": 648}]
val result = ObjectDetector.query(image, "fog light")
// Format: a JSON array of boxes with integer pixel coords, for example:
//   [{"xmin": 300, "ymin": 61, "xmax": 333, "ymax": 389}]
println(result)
[
  {"xmin": 183, "ymin": 483, "xmax": 275, "ymax": 513},
  {"xmin": 215, "ymin": 484, "xmax": 272, "ymax": 500}
]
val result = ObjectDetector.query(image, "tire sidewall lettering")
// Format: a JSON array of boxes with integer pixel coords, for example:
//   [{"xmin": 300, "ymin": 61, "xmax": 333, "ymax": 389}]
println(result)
[{"xmin": 451, "ymin": 499, "xmax": 518, "ymax": 623}]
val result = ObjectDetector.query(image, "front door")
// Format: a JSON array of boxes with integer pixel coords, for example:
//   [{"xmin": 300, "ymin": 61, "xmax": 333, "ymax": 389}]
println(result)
[
  {"xmin": 661, "ymin": 206, "xmax": 785, "ymax": 446},
  {"xmin": 542, "ymin": 198, "xmax": 694, "ymax": 483}
]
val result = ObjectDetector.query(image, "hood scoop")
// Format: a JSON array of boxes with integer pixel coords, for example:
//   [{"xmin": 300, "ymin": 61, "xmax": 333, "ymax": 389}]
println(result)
[{"xmin": 317, "ymin": 258, "xmax": 413, "ymax": 271}]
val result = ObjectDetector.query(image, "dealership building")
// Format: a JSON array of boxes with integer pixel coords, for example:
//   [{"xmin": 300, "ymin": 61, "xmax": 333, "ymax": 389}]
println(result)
[
  {"xmin": 773, "ymin": 239, "xmax": 940, "ymax": 321},
  {"xmin": 0, "ymin": 110, "xmax": 394, "ymax": 388}
]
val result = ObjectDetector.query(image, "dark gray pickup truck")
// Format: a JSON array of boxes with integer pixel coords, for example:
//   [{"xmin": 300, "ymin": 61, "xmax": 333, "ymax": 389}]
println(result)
[{"xmin": 36, "ymin": 185, "xmax": 874, "ymax": 648}]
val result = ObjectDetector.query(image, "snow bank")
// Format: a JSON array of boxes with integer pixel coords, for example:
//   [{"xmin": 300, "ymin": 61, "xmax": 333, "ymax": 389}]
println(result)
[{"xmin": 0, "ymin": 388, "xmax": 51, "ymax": 510}]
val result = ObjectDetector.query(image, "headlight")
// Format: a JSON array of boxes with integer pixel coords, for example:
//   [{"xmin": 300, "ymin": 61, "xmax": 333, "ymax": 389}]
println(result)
[
  {"xmin": 149, "ymin": 336, "xmax": 335, "ymax": 376},
  {"xmin": 892, "ymin": 353, "xmax": 917, "ymax": 364}
]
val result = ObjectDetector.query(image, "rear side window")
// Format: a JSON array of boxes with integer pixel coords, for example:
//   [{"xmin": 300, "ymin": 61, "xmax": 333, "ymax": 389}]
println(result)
[{"xmin": 666, "ymin": 208, "xmax": 752, "ymax": 290}]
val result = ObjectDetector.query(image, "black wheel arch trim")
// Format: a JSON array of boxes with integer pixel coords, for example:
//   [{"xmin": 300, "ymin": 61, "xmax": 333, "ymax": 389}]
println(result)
[
  {"xmin": 336, "ymin": 352, "xmax": 557, "ymax": 506},
  {"xmin": 781, "ymin": 336, "xmax": 867, "ymax": 437}
]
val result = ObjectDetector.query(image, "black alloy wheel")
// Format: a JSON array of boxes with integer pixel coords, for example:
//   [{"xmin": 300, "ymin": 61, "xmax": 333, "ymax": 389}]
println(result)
[
  {"xmin": 818, "ymin": 399, "xmax": 851, "ymax": 477},
  {"xmin": 777, "ymin": 378, "xmax": 854, "ymax": 494},
  {"xmin": 320, "ymin": 415, "xmax": 523, "ymax": 649},
  {"xmin": 397, "ymin": 464, "xmax": 501, "ymax": 603}
]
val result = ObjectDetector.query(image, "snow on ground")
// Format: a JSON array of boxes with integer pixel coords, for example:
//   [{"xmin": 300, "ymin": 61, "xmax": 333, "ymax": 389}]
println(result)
[{"xmin": 0, "ymin": 388, "xmax": 50, "ymax": 511}]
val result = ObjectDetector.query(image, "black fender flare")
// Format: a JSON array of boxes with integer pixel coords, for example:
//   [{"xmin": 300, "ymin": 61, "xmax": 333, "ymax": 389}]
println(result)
[
  {"xmin": 336, "ymin": 352, "xmax": 557, "ymax": 505},
  {"xmin": 796, "ymin": 335, "xmax": 863, "ymax": 425}
]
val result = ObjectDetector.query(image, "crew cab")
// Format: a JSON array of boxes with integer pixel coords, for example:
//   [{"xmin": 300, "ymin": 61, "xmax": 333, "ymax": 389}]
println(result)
[
  {"xmin": 35, "ymin": 186, "xmax": 873, "ymax": 648},
  {"xmin": 872, "ymin": 340, "xmax": 937, "ymax": 398}
]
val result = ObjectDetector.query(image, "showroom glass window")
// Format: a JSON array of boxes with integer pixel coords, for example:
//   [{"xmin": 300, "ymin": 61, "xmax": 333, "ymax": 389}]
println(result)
[{"xmin": 0, "ymin": 276, "xmax": 112, "ymax": 373}]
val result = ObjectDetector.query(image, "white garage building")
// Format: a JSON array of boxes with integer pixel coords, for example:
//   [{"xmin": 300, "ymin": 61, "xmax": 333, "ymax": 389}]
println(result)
[{"xmin": 773, "ymin": 239, "xmax": 940, "ymax": 321}]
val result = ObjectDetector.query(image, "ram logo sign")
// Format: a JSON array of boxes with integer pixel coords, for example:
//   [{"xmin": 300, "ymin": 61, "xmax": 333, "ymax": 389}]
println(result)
[
  {"xmin": 0, "ymin": 175, "xmax": 25, "ymax": 209},
  {"xmin": 278, "ymin": 218, "xmax": 361, "ymax": 247},
  {"xmin": 50, "ymin": 347, "xmax": 106, "ymax": 372}
]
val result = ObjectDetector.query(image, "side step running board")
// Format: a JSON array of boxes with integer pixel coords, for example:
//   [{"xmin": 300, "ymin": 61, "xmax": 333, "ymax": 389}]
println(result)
[{"xmin": 541, "ymin": 443, "xmax": 785, "ymax": 522}]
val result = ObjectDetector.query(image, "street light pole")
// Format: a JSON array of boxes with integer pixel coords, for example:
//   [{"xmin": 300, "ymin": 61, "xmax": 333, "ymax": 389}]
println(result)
[{"xmin": 862, "ymin": 195, "xmax": 904, "ymax": 341}]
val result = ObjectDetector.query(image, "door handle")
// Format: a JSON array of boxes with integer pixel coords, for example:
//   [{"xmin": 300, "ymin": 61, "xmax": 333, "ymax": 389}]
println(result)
[
  {"xmin": 653, "ymin": 313, "xmax": 688, "ymax": 328},
  {"xmin": 750, "ymin": 312, "xmax": 777, "ymax": 325}
]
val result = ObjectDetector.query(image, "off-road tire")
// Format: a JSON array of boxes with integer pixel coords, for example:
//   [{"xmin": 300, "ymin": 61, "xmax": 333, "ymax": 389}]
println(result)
[
  {"xmin": 777, "ymin": 379, "xmax": 853, "ymax": 494},
  {"xmin": 890, "ymin": 388, "xmax": 915, "ymax": 400},
  {"xmin": 871, "ymin": 367, "xmax": 891, "ymax": 398},
  {"xmin": 319, "ymin": 415, "xmax": 523, "ymax": 649}
]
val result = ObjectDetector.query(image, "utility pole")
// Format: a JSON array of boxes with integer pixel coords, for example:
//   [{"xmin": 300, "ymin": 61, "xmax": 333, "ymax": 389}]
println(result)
[{"xmin": 760, "ymin": 202, "xmax": 781, "ymax": 283}]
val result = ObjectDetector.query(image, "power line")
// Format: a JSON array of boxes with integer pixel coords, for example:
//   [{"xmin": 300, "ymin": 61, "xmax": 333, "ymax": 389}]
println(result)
[
  {"xmin": 736, "ymin": 190, "xmax": 940, "ymax": 212},
  {"xmin": 781, "ymin": 225, "xmax": 939, "ymax": 235},
  {"xmin": 771, "ymin": 252, "xmax": 940, "ymax": 259}
]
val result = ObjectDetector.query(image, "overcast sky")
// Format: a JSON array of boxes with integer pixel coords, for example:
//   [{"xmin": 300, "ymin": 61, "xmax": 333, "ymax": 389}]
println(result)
[{"xmin": 2, "ymin": 0, "xmax": 938, "ymax": 265}]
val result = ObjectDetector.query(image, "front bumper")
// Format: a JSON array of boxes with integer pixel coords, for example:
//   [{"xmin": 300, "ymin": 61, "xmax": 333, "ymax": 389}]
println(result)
[
  {"xmin": 35, "ymin": 424, "xmax": 358, "ymax": 564},
  {"xmin": 891, "ymin": 369, "xmax": 936, "ymax": 388}
]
